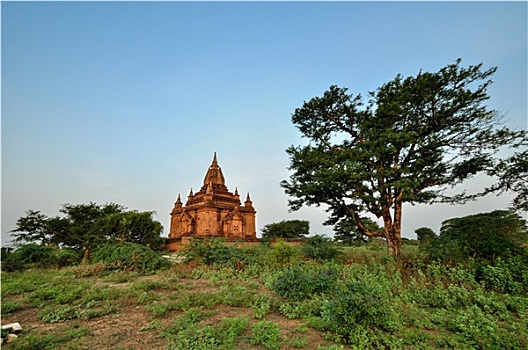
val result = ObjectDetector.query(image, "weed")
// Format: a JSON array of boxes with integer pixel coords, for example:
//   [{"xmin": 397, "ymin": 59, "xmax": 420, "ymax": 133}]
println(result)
[
  {"xmin": 250, "ymin": 320, "xmax": 282, "ymax": 350},
  {"xmin": 272, "ymin": 264, "xmax": 338, "ymax": 300},
  {"xmin": 290, "ymin": 335, "xmax": 307, "ymax": 348},
  {"xmin": 251, "ymin": 293, "xmax": 272, "ymax": 319}
]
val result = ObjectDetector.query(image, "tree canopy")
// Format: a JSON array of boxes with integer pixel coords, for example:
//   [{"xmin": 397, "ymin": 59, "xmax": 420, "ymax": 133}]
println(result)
[
  {"xmin": 261, "ymin": 220, "xmax": 310, "ymax": 239},
  {"xmin": 281, "ymin": 59, "xmax": 526, "ymax": 258},
  {"xmin": 425, "ymin": 210, "xmax": 527, "ymax": 264},
  {"xmin": 11, "ymin": 202, "xmax": 165, "ymax": 260}
]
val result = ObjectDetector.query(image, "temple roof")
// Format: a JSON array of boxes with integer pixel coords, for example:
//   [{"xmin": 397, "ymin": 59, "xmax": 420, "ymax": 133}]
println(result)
[{"xmin": 203, "ymin": 152, "xmax": 226, "ymax": 187}]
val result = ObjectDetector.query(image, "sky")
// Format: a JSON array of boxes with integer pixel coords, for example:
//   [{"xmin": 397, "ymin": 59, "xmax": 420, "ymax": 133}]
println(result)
[{"xmin": 2, "ymin": 1, "xmax": 527, "ymax": 246}]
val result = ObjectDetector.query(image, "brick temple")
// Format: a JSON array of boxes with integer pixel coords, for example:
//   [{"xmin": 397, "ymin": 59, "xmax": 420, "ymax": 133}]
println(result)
[{"xmin": 168, "ymin": 153, "xmax": 257, "ymax": 247}]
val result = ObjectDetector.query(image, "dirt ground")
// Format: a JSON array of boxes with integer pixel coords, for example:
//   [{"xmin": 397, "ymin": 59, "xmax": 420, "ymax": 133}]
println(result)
[{"xmin": 2, "ymin": 273, "xmax": 342, "ymax": 350}]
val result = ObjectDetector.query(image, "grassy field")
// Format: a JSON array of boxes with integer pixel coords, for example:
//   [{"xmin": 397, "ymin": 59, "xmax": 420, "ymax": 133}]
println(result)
[{"xmin": 1, "ymin": 243, "xmax": 527, "ymax": 349}]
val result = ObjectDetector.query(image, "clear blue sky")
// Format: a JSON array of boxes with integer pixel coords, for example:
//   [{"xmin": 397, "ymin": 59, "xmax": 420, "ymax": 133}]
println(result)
[{"xmin": 2, "ymin": 1, "xmax": 527, "ymax": 245}]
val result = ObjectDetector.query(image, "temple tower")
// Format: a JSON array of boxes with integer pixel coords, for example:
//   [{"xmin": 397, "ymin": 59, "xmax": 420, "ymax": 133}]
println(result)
[{"xmin": 169, "ymin": 153, "xmax": 257, "ymax": 240}]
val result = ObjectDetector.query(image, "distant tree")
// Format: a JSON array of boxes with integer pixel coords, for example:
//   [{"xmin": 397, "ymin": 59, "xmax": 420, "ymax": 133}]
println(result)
[
  {"xmin": 11, "ymin": 210, "xmax": 53, "ymax": 245},
  {"xmin": 426, "ymin": 210, "xmax": 527, "ymax": 264},
  {"xmin": 281, "ymin": 59, "xmax": 526, "ymax": 259},
  {"xmin": 261, "ymin": 220, "xmax": 309, "ymax": 239},
  {"xmin": 11, "ymin": 202, "xmax": 165, "ymax": 262},
  {"xmin": 415, "ymin": 227, "xmax": 437, "ymax": 245},
  {"xmin": 333, "ymin": 217, "xmax": 382, "ymax": 246}
]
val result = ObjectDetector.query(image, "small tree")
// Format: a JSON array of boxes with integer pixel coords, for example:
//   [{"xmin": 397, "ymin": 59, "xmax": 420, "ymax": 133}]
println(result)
[{"xmin": 261, "ymin": 220, "xmax": 309, "ymax": 239}]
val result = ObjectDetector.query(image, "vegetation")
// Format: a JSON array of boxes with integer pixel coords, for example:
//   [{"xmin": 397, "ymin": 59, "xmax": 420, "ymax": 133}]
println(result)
[
  {"xmin": 10, "ymin": 202, "xmax": 165, "ymax": 261},
  {"xmin": 281, "ymin": 59, "xmax": 527, "ymax": 258},
  {"xmin": 2, "ymin": 216, "xmax": 527, "ymax": 349},
  {"xmin": 261, "ymin": 220, "xmax": 309, "ymax": 239},
  {"xmin": 333, "ymin": 217, "xmax": 382, "ymax": 246},
  {"xmin": 424, "ymin": 210, "xmax": 527, "ymax": 265}
]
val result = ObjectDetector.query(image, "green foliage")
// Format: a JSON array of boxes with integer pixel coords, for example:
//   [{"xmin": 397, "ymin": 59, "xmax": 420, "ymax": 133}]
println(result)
[
  {"xmin": 2, "ymin": 243, "xmax": 55, "ymax": 268},
  {"xmin": 321, "ymin": 281, "xmax": 393, "ymax": 336},
  {"xmin": 92, "ymin": 242, "xmax": 172, "ymax": 272},
  {"xmin": 281, "ymin": 59, "xmax": 526, "ymax": 257},
  {"xmin": 10, "ymin": 210, "xmax": 54, "ymax": 245},
  {"xmin": 250, "ymin": 320, "xmax": 282, "ymax": 350},
  {"xmin": 10, "ymin": 202, "xmax": 165, "ymax": 260},
  {"xmin": 182, "ymin": 238, "xmax": 246, "ymax": 266},
  {"xmin": 301, "ymin": 234, "xmax": 340, "ymax": 261},
  {"xmin": 333, "ymin": 217, "xmax": 380, "ymax": 246},
  {"xmin": 266, "ymin": 240, "xmax": 301, "ymax": 265},
  {"xmin": 415, "ymin": 227, "xmax": 436, "ymax": 245},
  {"xmin": 478, "ymin": 256, "xmax": 528, "ymax": 294},
  {"xmin": 426, "ymin": 210, "xmax": 528, "ymax": 264},
  {"xmin": 1, "ymin": 244, "xmax": 82, "ymax": 271},
  {"xmin": 2, "ymin": 243, "xmax": 527, "ymax": 349},
  {"xmin": 261, "ymin": 219, "xmax": 309, "ymax": 239},
  {"xmin": 252, "ymin": 293, "xmax": 272, "ymax": 319},
  {"xmin": 272, "ymin": 264, "xmax": 339, "ymax": 300}
]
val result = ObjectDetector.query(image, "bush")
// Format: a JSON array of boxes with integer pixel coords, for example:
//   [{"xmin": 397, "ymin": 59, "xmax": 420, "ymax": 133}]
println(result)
[
  {"xmin": 301, "ymin": 235, "xmax": 340, "ymax": 262},
  {"xmin": 266, "ymin": 240, "xmax": 301, "ymax": 265},
  {"xmin": 321, "ymin": 281, "xmax": 393, "ymax": 338},
  {"xmin": 478, "ymin": 256, "xmax": 528, "ymax": 294},
  {"xmin": 1, "ymin": 244, "xmax": 56, "ymax": 270},
  {"xmin": 182, "ymin": 238, "xmax": 245, "ymax": 266},
  {"xmin": 250, "ymin": 320, "xmax": 282, "ymax": 350},
  {"xmin": 272, "ymin": 264, "xmax": 339, "ymax": 300},
  {"xmin": 92, "ymin": 242, "xmax": 171, "ymax": 272}
]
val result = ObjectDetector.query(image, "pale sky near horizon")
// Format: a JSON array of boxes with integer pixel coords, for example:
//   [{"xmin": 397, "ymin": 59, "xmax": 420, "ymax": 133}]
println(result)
[{"xmin": 2, "ymin": 1, "xmax": 527, "ymax": 246}]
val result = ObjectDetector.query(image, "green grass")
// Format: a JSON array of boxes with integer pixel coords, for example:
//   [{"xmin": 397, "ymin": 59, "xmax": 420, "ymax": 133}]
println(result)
[{"xmin": 1, "ymin": 242, "xmax": 527, "ymax": 349}]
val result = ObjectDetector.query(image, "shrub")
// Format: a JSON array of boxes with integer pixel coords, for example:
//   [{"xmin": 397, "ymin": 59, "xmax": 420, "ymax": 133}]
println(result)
[
  {"xmin": 478, "ymin": 256, "xmax": 528, "ymax": 294},
  {"xmin": 266, "ymin": 240, "xmax": 301, "ymax": 265},
  {"xmin": 182, "ymin": 238, "xmax": 245, "ymax": 266},
  {"xmin": 92, "ymin": 242, "xmax": 171, "ymax": 272},
  {"xmin": 272, "ymin": 264, "xmax": 339, "ymax": 300},
  {"xmin": 5, "ymin": 244, "xmax": 55, "ymax": 267},
  {"xmin": 250, "ymin": 320, "xmax": 282, "ymax": 349},
  {"xmin": 301, "ymin": 235, "xmax": 340, "ymax": 262},
  {"xmin": 321, "ymin": 281, "xmax": 392, "ymax": 338}
]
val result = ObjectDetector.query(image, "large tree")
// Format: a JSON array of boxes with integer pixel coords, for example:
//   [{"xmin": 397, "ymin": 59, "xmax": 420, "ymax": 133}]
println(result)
[{"xmin": 281, "ymin": 59, "xmax": 526, "ymax": 259}]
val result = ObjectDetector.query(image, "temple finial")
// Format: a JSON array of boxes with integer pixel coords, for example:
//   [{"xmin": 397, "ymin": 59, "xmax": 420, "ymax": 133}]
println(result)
[
  {"xmin": 188, "ymin": 188, "xmax": 194, "ymax": 197},
  {"xmin": 211, "ymin": 152, "xmax": 218, "ymax": 168},
  {"xmin": 234, "ymin": 187, "xmax": 239, "ymax": 196},
  {"xmin": 176, "ymin": 193, "xmax": 182, "ymax": 204}
]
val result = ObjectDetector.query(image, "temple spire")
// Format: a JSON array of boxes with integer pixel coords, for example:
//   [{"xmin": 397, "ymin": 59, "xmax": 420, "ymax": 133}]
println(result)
[
  {"xmin": 202, "ymin": 152, "xmax": 226, "ymax": 188},
  {"xmin": 245, "ymin": 192, "xmax": 253, "ymax": 207},
  {"xmin": 212, "ymin": 152, "xmax": 218, "ymax": 168}
]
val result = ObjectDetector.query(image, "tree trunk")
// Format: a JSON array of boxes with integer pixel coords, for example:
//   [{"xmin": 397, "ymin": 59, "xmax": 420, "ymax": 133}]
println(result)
[
  {"xmin": 382, "ymin": 199, "xmax": 403, "ymax": 260},
  {"xmin": 81, "ymin": 247, "xmax": 91, "ymax": 264}
]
